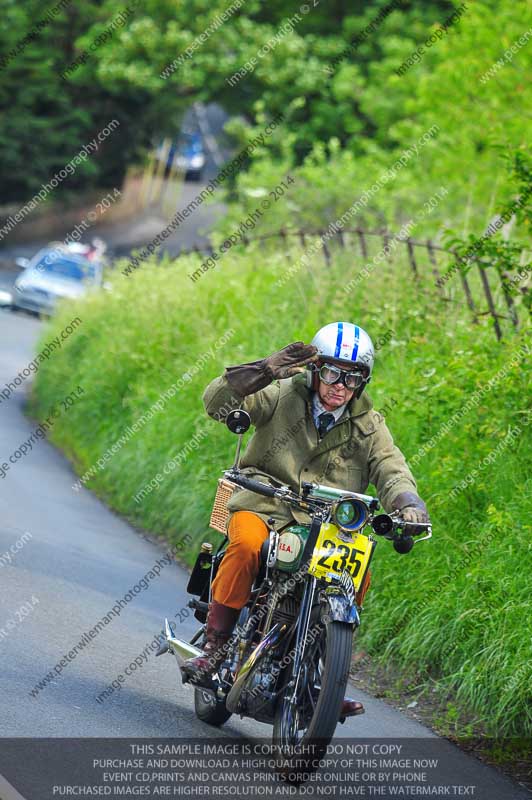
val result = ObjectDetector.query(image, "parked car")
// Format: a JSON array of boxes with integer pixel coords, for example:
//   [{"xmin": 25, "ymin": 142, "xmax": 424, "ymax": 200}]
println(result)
[{"xmin": 13, "ymin": 246, "xmax": 104, "ymax": 315}]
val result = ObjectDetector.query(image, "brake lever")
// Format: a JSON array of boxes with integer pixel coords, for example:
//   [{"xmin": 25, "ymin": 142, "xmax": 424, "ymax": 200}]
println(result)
[
  {"xmin": 390, "ymin": 517, "xmax": 432, "ymax": 544},
  {"xmin": 413, "ymin": 525, "xmax": 432, "ymax": 543}
]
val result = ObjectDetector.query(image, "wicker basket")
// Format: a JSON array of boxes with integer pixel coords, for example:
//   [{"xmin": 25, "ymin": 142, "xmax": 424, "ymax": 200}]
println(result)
[{"xmin": 209, "ymin": 478, "xmax": 237, "ymax": 534}]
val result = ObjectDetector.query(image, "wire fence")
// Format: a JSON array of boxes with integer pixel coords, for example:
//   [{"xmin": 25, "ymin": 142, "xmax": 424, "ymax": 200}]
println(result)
[{"xmin": 170, "ymin": 226, "xmax": 530, "ymax": 342}]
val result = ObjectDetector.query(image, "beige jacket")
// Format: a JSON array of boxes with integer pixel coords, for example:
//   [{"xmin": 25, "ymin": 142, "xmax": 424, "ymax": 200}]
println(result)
[{"xmin": 203, "ymin": 372, "xmax": 417, "ymax": 529}]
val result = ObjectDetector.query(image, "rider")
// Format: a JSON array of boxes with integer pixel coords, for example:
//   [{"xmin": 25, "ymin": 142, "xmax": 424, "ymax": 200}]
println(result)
[{"xmin": 183, "ymin": 322, "xmax": 430, "ymax": 719}]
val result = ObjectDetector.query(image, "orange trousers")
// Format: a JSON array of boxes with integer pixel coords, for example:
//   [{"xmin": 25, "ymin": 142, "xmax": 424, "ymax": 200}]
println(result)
[
  {"xmin": 212, "ymin": 511, "xmax": 269, "ymax": 608},
  {"xmin": 211, "ymin": 510, "xmax": 371, "ymax": 609}
]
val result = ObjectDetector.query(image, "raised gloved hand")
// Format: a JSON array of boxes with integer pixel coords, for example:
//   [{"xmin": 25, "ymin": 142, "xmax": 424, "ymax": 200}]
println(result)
[
  {"xmin": 391, "ymin": 491, "xmax": 431, "ymax": 534},
  {"xmin": 264, "ymin": 341, "xmax": 319, "ymax": 379},
  {"xmin": 225, "ymin": 342, "xmax": 319, "ymax": 396}
]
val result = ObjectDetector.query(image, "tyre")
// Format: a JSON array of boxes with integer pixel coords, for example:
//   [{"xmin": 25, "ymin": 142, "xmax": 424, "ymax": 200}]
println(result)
[
  {"xmin": 273, "ymin": 621, "xmax": 353, "ymax": 781},
  {"xmin": 194, "ymin": 687, "xmax": 232, "ymax": 726}
]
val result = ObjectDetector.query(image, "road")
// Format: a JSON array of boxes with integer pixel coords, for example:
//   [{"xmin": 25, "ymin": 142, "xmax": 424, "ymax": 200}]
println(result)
[
  {"xmin": 0, "ymin": 102, "xmax": 229, "ymax": 268},
  {"xmin": 0, "ymin": 304, "xmax": 529, "ymax": 799}
]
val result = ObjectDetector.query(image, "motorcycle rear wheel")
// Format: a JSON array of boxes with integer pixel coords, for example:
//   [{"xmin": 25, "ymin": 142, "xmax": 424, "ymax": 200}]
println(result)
[
  {"xmin": 194, "ymin": 687, "xmax": 232, "ymax": 726},
  {"xmin": 193, "ymin": 605, "xmax": 249, "ymax": 727},
  {"xmin": 273, "ymin": 621, "xmax": 353, "ymax": 781}
]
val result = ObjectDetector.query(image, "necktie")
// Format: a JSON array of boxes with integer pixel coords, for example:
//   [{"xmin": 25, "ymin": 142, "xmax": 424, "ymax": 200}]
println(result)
[{"xmin": 318, "ymin": 412, "xmax": 335, "ymax": 438}]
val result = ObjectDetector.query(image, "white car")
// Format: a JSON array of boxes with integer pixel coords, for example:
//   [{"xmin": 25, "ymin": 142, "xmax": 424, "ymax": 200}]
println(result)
[{"xmin": 13, "ymin": 245, "xmax": 104, "ymax": 315}]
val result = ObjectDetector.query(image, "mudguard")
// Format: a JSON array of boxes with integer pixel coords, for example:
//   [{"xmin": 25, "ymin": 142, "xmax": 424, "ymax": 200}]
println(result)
[
  {"xmin": 324, "ymin": 590, "xmax": 360, "ymax": 624},
  {"xmin": 324, "ymin": 572, "xmax": 360, "ymax": 625}
]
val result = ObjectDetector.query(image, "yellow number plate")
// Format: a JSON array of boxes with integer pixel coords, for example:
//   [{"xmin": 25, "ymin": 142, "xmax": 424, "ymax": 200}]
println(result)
[{"xmin": 308, "ymin": 522, "xmax": 375, "ymax": 590}]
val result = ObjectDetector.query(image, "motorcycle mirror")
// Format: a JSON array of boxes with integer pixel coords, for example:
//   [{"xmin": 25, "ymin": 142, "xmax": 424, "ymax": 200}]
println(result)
[
  {"xmin": 371, "ymin": 514, "xmax": 394, "ymax": 536},
  {"xmin": 393, "ymin": 535, "xmax": 414, "ymax": 554},
  {"xmin": 226, "ymin": 409, "xmax": 251, "ymax": 435}
]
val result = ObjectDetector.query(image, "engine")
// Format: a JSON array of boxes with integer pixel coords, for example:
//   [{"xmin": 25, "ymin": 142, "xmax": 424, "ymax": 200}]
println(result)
[{"xmin": 239, "ymin": 653, "xmax": 279, "ymax": 723}]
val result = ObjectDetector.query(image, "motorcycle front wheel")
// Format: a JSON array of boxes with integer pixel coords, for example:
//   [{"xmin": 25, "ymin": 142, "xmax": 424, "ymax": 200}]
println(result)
[{"xmin": 273, "ymin": 621, "xmax": 353, "ymax": 781}]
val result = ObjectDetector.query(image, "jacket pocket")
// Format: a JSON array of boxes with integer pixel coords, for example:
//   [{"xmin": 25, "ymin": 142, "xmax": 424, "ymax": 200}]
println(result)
[
  {"xmin": 323, "ymin": 461, "xmax": 363, "ymax": 493},
  {"xmin": 347, "ymin": 466, "xmax": 363, "ymax": 493}
]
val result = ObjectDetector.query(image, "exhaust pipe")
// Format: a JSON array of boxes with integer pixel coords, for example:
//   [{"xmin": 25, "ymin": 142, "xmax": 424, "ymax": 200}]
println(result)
[
  {"xmin": 164, "ymin": 618, "xmax": 204, "ymax": 665},
  {"xmin": 226, "ymin": 623, "xmax": 286, "ymax": 713}
]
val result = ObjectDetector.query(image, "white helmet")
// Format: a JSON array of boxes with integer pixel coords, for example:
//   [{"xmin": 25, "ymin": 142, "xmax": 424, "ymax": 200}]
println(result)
[{"xmin": 307, "ymin": 321, "xmax": 374, "ymax": 396}]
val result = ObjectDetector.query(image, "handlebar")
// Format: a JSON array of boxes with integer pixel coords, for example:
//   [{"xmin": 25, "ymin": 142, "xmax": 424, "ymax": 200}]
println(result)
[
  {"xmin": 227, "ymin": 472, "xmax": 278, "ymax": 499},
  {"xmin": 225, "ymin": 470, "xmax": 431, "ymax": 546}
]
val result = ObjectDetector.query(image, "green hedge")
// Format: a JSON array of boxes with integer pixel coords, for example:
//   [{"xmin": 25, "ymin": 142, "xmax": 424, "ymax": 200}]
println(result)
[{"xmin": 31, "ymin": 243, "xmax": 532, "ymax": 738}]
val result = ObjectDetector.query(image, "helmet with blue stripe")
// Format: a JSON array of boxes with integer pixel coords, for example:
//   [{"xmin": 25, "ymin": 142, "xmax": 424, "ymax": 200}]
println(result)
[{"xmin": 306, "ymin": 322, "xmax": 374, "ymax": 397}]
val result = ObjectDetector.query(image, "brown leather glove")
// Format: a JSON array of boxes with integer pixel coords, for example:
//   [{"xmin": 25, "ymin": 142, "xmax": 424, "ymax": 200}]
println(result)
[
  {"xmin": 391, "ymin": 491, "xmax": 431, "ymax": 532},
  {"xmin": 225, "ymin": 342, "xmax": 319, "ymax": 397}
]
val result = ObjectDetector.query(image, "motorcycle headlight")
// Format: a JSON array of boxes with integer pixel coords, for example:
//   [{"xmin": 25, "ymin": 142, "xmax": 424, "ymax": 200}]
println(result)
[{"xmin": 331, "ymin": 498, "xmax": 369, "ymax": 532}]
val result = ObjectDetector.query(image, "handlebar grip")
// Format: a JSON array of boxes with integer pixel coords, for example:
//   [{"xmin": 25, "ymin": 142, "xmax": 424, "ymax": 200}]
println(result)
[
  {"xmin": 400, "ymin": 521, "xmax": 432, "ymax": 533},
  {"xmin": 393, "ymin": 535, "xmax": 414, "ymax": 554},
  {"xmin": 229, "ymin": 474, "xmax": 278, "ymax": 498}
]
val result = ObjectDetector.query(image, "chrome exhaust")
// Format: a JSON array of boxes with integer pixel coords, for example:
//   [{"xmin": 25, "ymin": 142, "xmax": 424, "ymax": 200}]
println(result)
[
  {"xmin": 164, "ymin": 618, "xmax": 204, "ymax": 665},
  {"xmin": 226, "ymin": 623, "xmax": 286, "ymax": 713}
]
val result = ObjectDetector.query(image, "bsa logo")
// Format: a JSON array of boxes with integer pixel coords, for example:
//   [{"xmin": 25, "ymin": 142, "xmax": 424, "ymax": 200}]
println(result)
[{"xmin": 276, "ymin": 532, "xmax": 301, "ymax": 563}]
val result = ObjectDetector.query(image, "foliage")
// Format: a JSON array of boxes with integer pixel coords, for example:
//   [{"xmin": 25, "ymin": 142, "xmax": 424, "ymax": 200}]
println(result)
[
  {"xmin": 30, "ymin": 242, "xmax": 532, "ymax": 737},
  {"xmin": 214, "ymin": 0, "xmax": 532, "ymax": 242},
  {"xmin": 443, "ymin": 150, "xmax": 532, "ymax": 313},
  {"xmin": 0, "ymin": 0, "xmax": 457, "ymax": 204},
  {"xmin": 2, "ymin": 0, "xmax": 530, "ymax": 245},
  {"xmin": 0, "ymin": 0, "xmax": 168, "ymax": 202}
]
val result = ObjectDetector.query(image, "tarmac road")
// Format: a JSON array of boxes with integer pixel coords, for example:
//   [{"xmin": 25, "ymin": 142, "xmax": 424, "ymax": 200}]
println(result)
[{"xmin": 0, "ymin": 307, "xmax": 529, "ymax": 799}]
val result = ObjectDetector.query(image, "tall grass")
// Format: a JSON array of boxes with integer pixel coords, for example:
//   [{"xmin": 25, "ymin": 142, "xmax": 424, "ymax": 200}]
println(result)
[{"xmin": 31, "ymin": 242, "xmax": 532, "ymax": 738}]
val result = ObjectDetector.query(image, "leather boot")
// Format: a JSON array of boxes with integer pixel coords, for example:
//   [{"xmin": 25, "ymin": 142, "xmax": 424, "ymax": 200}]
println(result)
[
  {"xmin": 181, "ymin": 601, "xmax": 240, "ymax": 688},
  {"xmin": 339, "ymin": 698, "xmax": 365, "ymax": 723}
]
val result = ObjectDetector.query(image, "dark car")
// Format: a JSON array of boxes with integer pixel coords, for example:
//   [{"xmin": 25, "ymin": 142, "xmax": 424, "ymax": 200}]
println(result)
[{"xmin": 174, "ymin": 131, "xmax": 206, "ymax": 181}]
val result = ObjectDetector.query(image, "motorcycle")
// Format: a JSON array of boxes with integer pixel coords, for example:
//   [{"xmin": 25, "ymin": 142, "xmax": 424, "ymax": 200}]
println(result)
[{"xmin": 158, "ymin": 409, "xmax": 432, "ymax": 780}]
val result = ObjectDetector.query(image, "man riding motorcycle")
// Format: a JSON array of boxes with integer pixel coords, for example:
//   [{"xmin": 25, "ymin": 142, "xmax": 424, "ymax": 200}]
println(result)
[{"xmin": 183, "ymin": 321, "xmax": 430, "ymax": 720}]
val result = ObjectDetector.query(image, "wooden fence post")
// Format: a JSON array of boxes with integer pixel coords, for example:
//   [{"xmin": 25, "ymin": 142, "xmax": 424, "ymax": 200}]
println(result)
[
  {"xmin": 357, "ymin": 230, "xmax": 368, "ymax": 259},
  {"xmin": 280, "ymin": 228, "xmax": 291, "ymax": 263},
  {"xmin": 427, "ymin": 240, "xmax": 445, "ymax": 296},
  {"xmin": 498, "ymin": 271, "xmax": 520, "ymax": 329},
  {"xmin": 381, "ymin": 230, "xmax": 393, "ymax": 263},
  {"xmin": 406, "ymin": 239, "xmax": 419, "ymax": 278},
  {"xmin": 320, "ymin": 232, "xmax": 331, "ymax": 267},
  {"xmin": 477, "ymin": 261, "xmax": 502, "ymax": 341}
]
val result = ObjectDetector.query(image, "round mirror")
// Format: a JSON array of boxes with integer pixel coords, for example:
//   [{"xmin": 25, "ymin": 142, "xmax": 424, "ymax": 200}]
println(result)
[{"xmin": 226, "ymin": 409, "xmax": 251, "ymax": 435}]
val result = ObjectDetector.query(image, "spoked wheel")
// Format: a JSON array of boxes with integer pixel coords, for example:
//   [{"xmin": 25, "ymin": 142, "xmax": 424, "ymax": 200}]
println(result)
[{"xmin": 273, "ymin": 621, "xmax": 353, "ymax": 782}]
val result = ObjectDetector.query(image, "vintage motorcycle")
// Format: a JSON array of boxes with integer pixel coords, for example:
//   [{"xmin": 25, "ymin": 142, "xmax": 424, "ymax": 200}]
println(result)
[{"xmin": 158, "ymin": 410, "xmax": 432, "ymax": 779}]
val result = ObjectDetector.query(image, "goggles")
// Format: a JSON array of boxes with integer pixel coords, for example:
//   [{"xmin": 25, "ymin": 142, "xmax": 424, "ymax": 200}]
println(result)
[{"xmin": 318, "ymin": 363, "xmax": 366, "ymax": 390}]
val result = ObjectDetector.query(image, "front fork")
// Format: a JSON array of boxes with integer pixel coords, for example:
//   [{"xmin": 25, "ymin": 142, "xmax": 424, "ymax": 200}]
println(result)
[
  {"xmin": 286, "ymin": 574, "xmax": 360, "ymax": 704},
  {"xmin": 287, "ymin": 576, "xmax": 317, "ymax": 703}
]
